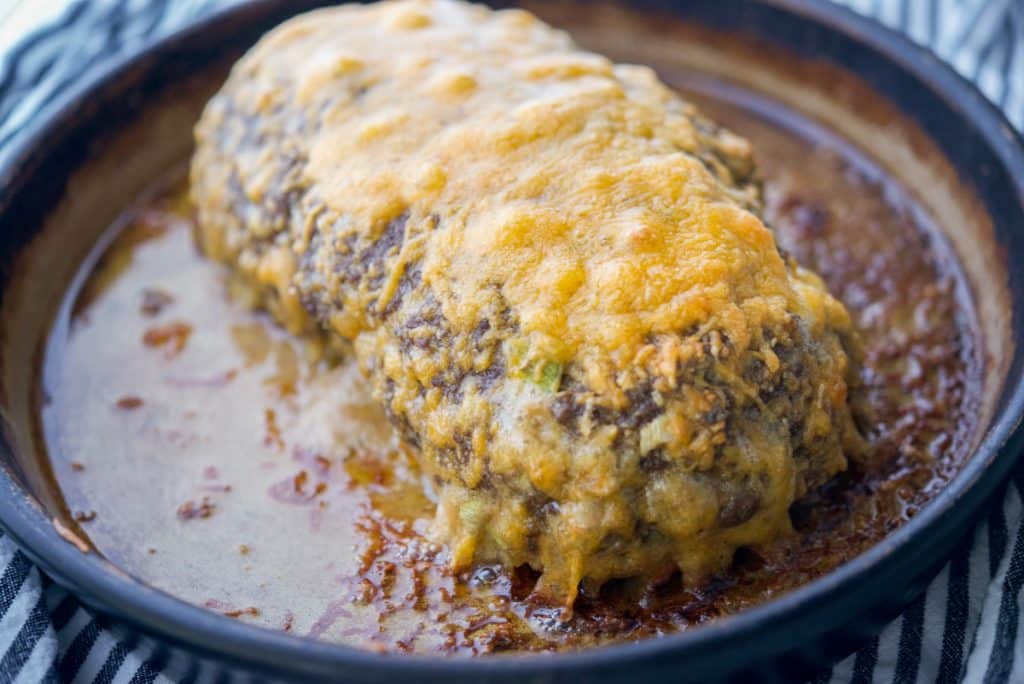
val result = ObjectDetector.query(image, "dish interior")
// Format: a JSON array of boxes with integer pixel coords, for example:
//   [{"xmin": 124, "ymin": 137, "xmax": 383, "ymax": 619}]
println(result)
[{"xmin": 35, "ymin": 38, "xmax": 981, "ymax": 654}]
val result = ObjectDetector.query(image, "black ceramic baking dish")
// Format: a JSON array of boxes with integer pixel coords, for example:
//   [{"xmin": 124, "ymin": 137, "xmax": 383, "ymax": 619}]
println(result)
[{"xmin": 1, "ymin": 0, "xmax": 1023, "ymax": 681}]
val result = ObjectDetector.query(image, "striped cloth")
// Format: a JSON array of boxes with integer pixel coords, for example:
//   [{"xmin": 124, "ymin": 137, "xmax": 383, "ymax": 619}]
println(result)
[{"xmin": 0, "ymin": 0, "xmax": 1021, "ymax": 681}]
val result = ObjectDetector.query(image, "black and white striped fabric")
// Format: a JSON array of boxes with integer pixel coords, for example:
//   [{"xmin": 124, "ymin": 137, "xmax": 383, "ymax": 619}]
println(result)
[{"xmin": 0, "ymin": 0, "xmax": 1021, "ymax": 681}]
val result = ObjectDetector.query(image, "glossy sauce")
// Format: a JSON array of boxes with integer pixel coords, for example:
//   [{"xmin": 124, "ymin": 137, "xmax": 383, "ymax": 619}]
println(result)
[{"xmin": 40, "ymin": 86, "xmax": 979, "ymax": 655}]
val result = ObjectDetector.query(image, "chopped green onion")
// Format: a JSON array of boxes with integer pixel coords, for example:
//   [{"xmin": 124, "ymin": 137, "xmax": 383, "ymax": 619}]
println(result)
[{"xmin": 536, "ymin": 360, "xmax": 562, "ymax": 392}]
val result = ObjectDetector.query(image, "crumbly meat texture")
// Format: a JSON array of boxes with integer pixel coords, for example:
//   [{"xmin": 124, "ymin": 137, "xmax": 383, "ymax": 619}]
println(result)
[{"xmin": 190, "ymin": 0, "xmax": 865, "ymax": 604}]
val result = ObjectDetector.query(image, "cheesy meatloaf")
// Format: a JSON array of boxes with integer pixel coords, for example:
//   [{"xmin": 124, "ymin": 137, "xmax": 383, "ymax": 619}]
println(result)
[{"xmin": 191, "ymin": 0, "xmax": 865, "ymax": 605}]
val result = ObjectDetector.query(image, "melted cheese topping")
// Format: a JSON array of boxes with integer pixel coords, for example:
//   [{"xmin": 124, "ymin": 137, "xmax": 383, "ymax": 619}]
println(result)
[{"xmin": 192, "ymin": 0, "xmax": 862, "ymax": 605}]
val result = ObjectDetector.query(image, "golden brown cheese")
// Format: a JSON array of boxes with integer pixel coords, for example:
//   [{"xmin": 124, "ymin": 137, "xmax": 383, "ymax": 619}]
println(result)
[{"xmin": 191, "ymin": 0, "xmax": 864, "ymax": 605}]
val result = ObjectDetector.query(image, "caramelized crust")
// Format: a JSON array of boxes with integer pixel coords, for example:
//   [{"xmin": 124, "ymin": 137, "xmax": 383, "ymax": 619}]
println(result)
[{"xmin": 191, "ymin": 0, "xmax": 863, "ymax": 604}]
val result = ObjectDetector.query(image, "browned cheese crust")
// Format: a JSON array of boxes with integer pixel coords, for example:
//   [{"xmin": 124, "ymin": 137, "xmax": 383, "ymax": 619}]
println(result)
[{"xmin": 190, "ymin": 0, "xmax": 865, "ymax": 604}]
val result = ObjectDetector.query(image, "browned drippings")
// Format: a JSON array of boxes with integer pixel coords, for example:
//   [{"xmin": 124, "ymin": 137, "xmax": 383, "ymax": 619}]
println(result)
[{"xmin": 39, "ymin": 84, "xmax": 978, "ymax": 655}]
